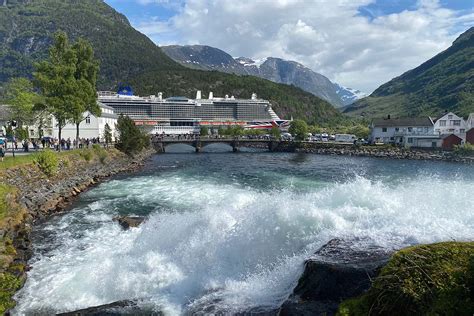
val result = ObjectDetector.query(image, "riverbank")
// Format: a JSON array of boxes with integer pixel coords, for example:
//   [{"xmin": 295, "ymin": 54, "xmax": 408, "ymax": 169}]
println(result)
[
  {"xmin": 0, "ymin": 147, "xmax": 154, "ymax": 313},
  {"xmin": 275, "ymin": 142, "xmax": 474, "ymax": 164}
]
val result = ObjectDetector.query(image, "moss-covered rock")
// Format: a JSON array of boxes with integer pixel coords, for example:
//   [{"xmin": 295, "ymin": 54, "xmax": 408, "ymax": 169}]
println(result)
[{"xmin": 337, "ymin": 241, "xmax": 474, "ymax": 316}]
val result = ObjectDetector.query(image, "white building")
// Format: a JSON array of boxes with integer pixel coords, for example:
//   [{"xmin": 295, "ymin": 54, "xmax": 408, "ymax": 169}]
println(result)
[
  {"xmin": 50, "ymin": 102, "xmax": 118, "ymax": 141},
  {"xmin": 369, "ymin": 116, "xmax": 441, "ymax": 148},
  {"xmin": 432, "ymin": 112, "xmax": 468, "ymax": 136}
]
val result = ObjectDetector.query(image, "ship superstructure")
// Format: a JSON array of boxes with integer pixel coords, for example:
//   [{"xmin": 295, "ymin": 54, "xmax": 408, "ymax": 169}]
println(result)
[{"xmin": 98, "ymin": 90, "xmax": 289, "ymax": 134}]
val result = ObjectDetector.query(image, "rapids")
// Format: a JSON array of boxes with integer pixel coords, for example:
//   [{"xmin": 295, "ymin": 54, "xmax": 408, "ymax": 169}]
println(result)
[{"xmin": 13, "ymin": 151, "xmax": 474, "ymax": 315}]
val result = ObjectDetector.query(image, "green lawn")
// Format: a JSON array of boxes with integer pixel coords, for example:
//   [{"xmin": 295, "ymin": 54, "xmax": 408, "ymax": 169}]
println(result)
[{"xmin": 0, "ymin": 150, "xmax": 80, "ymax": 170}]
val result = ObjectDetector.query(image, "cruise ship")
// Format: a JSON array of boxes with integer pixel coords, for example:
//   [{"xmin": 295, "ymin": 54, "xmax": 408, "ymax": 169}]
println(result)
[{"xmin": 98, "ymin": 88, "xmax": 290, "ymax": 134}]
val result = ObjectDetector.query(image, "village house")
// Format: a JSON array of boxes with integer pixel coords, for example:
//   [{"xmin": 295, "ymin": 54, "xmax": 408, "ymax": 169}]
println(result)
[
  {"xmin": 0, "ymin": 102, "xmax": 118, "ymax": 142},
  {"xmin": 369, "ymin": 116, "xmax": 441, "ymax": 148},
  {"xmin": 50, "ymin": 103, "xmax": 118, "ymax": 141},
  {"xmin": 432, "ymin": 112, "xmax": 468, "ymax": 136}
]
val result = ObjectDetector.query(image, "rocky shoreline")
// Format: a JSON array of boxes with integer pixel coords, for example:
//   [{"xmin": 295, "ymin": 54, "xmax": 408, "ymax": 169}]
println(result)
[
  {"xmin": 272, "ymin": 142, "xmax": 474, "ymax": 164},
  {"xmin": 0, "ymin": 148, "xmax": 154, "ymax": 314}
]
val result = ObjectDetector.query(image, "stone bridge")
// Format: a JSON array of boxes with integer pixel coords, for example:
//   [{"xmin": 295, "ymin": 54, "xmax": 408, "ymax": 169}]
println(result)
[{"xmin": 152, "ymin": 138, "xmax": 283, "ymax": 153}]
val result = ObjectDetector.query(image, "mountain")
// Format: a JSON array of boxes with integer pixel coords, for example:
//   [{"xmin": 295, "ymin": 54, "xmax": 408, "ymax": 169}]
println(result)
[
  {"xmin": 333, "ymin": 83, "xmax": 368, "ymax": 107},
  {"xmin": 345, "ymin": 27, "xmax": 474, "ymax": 118},
  {"xmin": 162, "ymin": 45, "xmax": 365, "ymax": 108},
  {"xmin": 0, "ymin": 0, "xmax": 340, "ymax": 125}
]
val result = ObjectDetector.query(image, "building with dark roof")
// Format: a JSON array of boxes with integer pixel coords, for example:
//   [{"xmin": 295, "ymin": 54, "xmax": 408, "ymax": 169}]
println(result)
[{"xmin": 369, "ymin": 116, "xmax": 441, "ymax": 148}]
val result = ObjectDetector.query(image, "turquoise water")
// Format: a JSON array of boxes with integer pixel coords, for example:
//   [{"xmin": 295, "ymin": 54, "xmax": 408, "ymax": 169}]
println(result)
[{"xmin": 13, "ymin": 152, "xmax": 474, "ymax": 315}]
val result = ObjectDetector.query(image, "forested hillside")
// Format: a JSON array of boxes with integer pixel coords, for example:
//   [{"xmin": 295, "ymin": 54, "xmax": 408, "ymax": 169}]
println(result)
[{"xmin": 0, "ymin": 0, "xmax": 340, "ymax": 124}]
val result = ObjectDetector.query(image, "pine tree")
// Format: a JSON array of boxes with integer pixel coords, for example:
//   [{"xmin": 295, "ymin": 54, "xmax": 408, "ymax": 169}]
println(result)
[
  {"xmin": 115, "ymin": 115, "xmax": 149, "ymax": 155},
  {"xmin": 103, "ymin": 123, "xmax": 112, "ymax": 147}
]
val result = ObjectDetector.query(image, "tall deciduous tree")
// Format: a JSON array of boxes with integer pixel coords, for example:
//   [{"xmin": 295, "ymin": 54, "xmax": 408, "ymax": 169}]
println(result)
[
  {"xmin": 71, "ymin": 38, "xmax": 100, "ymax": 148},
  {"xmin": 4, "ymin": 77, "xmax": 40, "ymax": 127},
  {"xmin": 289, "ymin": 119, "xmax": 308, "ymax": 141},
  {"xmin": 34, "ymin": 31, "xmax": 79, "ymax": 151}
]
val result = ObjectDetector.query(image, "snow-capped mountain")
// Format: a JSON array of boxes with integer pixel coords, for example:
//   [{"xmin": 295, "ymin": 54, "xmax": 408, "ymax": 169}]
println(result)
[
  {"xmin": 333, "ymin": 83, "xmax": 368, "ymax": 107},
  {"xmin": 161, "ymin": 45, "xmax": 366, "ymax": 107}
]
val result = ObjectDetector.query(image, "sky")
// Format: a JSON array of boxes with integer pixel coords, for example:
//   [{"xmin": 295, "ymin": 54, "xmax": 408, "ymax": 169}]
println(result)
[{"xmin": 104, "ymin": 0, "xmax": 474, "ymax": 93}]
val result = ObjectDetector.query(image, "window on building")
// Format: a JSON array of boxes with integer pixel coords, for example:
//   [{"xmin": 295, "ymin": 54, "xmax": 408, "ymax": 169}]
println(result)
[
  {"xmin": 448, "ymin": 115, "xmax": 453, "ymax": 119},
  {"xmin": 408, "ymin": 127, "xmax": 413, "ymax": 132},
  {"xmin": 439, "ymin": 120, "xmax": 446, "ymax": 126},
  {"xmin": 382, "ymin": 127, "xmax": 387, "ymax": 132},
  {"xmin": 453, "ymin": 120, "xmax": 461, "ymax": 126},
  {"xmin": 460, "ymin": 129, "xmax": 465, "ymax": 133},
  {"xmin": 408, "ymin": 138, "xmax": 413, "ymax": 143},
  {"xmin": 85, "ymin": 116, "xmax": 91, "ymax": 124},
  {"xmin": 395, "ymin": 127, "xmax": 399, "ymax": 132},
  {"xmin": 432, "ymin": 142, "xmax": 437, "ymax": 148}
]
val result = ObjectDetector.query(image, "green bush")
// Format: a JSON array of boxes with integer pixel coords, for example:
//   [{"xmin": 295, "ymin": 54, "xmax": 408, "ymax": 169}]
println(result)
[
  {"xmin": 92, "ymin": 145, "xmax": 108, "ymax": 164},
  {"xmin": 79, "ymin": 149, "xmax": 93, "ymax": 162},
  {"xmin": 337, "ymin": 242, "xmax": 474, "ymax": 316},
  {"xmin": 115, "ymin": 114, "xmax": 150, "ymax": 155},
  {"xmin": 33, "ymin": 150, "xmax": 58, "ymax": 176},
  {"xmin": 454, "ymin": 143, "xmax": 474, "ymax": 156}
]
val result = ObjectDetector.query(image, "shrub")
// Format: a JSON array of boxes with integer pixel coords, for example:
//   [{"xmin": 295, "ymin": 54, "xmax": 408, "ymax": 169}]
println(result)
[
  {"xmin": 454, "ymin": 143, "xmax": 474, "ymax": 156},
  {"xmin": 33, "ymin": 150, "xmax": 58, "ymax": 176},
  {"xmin": 115, "ymin": 114, "xmax": 150, "ymax": 155},
  {"xmin": 93, "ymin": 145, "xmax": 108, "ymax": 164},
  {"xmin": 79, "ymin": 149, "xmax": 93, "ymax": 162},
  {"xmin": 337, "ymin": 242, "xmax": 474, "ymax": 316}
]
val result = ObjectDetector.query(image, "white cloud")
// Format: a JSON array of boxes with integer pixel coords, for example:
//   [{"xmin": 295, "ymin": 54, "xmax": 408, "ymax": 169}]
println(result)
[{"xmin": 132, "ymin": 0, "xmax": 474, "ymax": 93}]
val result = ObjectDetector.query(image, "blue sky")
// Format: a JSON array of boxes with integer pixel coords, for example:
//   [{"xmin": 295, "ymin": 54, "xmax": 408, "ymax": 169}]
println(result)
[{"xmin": 103, "ymin": 0, "xmax": 474, "ymax": 92}]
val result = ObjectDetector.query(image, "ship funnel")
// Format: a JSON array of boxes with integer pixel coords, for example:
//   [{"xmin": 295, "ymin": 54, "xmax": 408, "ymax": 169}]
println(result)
[
  {"xmin": 196, "ymin": 90, "xmax": 202, "ymax": 100},
  {"xmin": 209, "ymin": 91, "xmax": 213, "ymax": 99},
  {"xmin": 251, "ymin": 93, "xmax": 257, "ymax": 100},
  {"xmin": 158, "ymin": 92, "xmax": 163, "ymax": 101}
]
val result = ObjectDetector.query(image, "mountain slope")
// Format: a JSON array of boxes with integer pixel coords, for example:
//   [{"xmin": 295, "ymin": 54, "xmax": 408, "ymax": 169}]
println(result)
[
  {"xmin": 162, "ymin": 45, "xmax": 365, "ymax": 108},
  {"xmin": 0, "ymin": 0, "xmax": 180, "ymax": 88},
  {"xmin": 345, "ymin": 27, "xmax": 474, "ymax": 118},
  {"xmin": 0, "ymin": 0, "xmax": 340, "ymax": 125}
]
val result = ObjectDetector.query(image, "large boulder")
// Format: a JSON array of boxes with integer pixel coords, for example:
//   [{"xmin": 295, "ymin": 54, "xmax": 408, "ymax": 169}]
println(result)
[
  {"xmin": 279, "ymin": 238, "xmax": 393, "ymax": 316},
  {"xmin": 113, "ymin": 216, "xmax": 146, "ymax": 230},
  {"xmin": 56, "ymin": 300, "xmax": 160, "ymax": 315}
]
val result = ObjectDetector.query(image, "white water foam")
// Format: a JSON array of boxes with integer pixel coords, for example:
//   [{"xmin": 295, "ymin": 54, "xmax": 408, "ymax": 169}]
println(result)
[{"xmin": 13, "ymin": 174, "xmax": 474, "ymax": 315}]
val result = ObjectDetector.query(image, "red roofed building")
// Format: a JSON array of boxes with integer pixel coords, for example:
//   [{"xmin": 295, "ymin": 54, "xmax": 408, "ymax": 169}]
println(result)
[
  {"xmin": 466, "ymin": 128, "xmax": 474, "ymax": 145},
  {"xmin": 442, "ymin": 134, "xmax": 463, "ymax": 150}
]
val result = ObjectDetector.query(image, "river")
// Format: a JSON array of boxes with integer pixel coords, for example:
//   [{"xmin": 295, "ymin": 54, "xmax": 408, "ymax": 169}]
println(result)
[{"xmin": 13, "ymin": 148, "xmax": 474, "ymax": 315}]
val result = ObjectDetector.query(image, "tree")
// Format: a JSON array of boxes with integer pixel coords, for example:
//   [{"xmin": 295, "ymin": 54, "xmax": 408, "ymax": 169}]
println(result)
[
  {"xmin": 34, "ymin": 31, "xmax": 79, "ymax": 151},
  {"xmin": 200, "ymin": 126, "xmax": 209, "ymax": 136},
  {"xmin": 70, "ymin": 38, "xmax": 100, "ymax": 148},
  {"xmin": 4, "ymin": 78, "xmax": 40, "ymax": 127},
  {"xmin": 115, "ymin": 114, "xmax": 149, "ymax": 155},
  {"xmin": 270, "ymin": 126, "xmax": 281, "ymax": 139},
  {"xmin": 289, "ymin": 119, "xmax": 308, "ymax": 141},
  {"xmin": 103, "ymin": 123, "xmax": 112, "ymax": 147}
]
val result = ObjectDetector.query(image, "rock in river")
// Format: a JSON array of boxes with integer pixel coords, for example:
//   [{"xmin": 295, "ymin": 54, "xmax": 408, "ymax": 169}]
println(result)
[
  {"xmin": 279, "ymin": 238, "xmax": 393, "ymax": 316},
  {"xmin": 114, "ymin": 216, "xmax": 146, "ymax": 230}
]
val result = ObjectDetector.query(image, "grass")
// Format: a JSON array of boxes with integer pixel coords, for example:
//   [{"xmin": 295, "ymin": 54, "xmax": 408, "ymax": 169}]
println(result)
[
  {"xmin": 0, "ymin": 184, "xmax": 15, "ymax": 221},
  {"xmin": 337, "ymin": 241, "xmax": 474, "ymax": 316},
  {"xmin": 0, "ymin": 148, "xmax": 116, "ymax": 170}
]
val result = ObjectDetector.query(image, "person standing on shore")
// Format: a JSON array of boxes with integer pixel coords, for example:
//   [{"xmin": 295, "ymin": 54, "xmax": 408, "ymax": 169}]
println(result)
[{"xmin": 0, "ymin": 139, "xmax": 5, "ymax": 162}]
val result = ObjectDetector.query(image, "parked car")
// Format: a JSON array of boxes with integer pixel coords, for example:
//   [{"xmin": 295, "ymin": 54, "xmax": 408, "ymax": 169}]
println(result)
[
  {"xmin": 281, "ymin": 132, "xmax": 293, "ymax": 141},
  {"xmin": 335, "ymin": 134, "xmax": 357, "ymax": 143}
]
